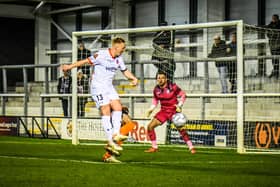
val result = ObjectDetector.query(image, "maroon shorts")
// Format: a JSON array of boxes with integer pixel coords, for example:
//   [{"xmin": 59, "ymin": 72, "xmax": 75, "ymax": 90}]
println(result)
[{"xmin": 155, "ymin": 110, "xmax": 176, "ymax": 124}]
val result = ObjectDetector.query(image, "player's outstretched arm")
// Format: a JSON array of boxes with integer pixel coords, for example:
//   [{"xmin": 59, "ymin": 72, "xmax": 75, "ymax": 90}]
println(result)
[
  {"xmin": 176, "ymin": 90, "xmax": 186, "ymax": 112},
  {"xmin": 61, "ymin": 59, "xmax": 90, "ymax": 72},
  {"xmin": 146, "ymin": 97, "xmax": 158, "ymax": 118},
  {"xmin": 146, "ymin": 106, "xmax": 155, "ymax": 118},
  {"xmin": 122, "ymin": 69, "xmax": 138, "ymax": 86}
]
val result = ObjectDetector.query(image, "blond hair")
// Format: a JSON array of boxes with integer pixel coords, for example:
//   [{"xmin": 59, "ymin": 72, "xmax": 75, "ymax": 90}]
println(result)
[{"xmin": 112, "ymin": 37, "xmax": 125, "ymax": 44}]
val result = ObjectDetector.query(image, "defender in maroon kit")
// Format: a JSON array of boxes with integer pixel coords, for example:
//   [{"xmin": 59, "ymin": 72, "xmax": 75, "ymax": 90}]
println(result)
[{"xmin": 145, "ymin": 71, "xmax": 195, "ymax": 154}]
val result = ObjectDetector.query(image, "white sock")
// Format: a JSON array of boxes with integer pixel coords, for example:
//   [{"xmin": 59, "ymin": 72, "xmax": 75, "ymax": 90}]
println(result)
[
  {"xmin": 152, "ymin": 141, "xmax": 158, "ymax": 149},
  {"xmin": 101, "ymin": 115, "xmax": 113, "ymax": 141},
  {"xmin": 187, "ymin": 140, "xmax": 194, "ymax": 150},
  {"xmin": 111, "ymin": 111, "xmax": 122, "ymax": 135}
]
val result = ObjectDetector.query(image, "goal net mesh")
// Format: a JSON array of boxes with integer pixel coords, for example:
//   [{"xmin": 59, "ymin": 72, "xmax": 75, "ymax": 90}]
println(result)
[{"xmin": 69, "ymin": 21, "xmax": 279, "ymax": 153}]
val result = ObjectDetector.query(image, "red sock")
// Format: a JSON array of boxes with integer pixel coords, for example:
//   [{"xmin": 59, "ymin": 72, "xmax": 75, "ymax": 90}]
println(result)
[
  {"xmin": 179, "ymin": 129, "xmax": 194, "ymax": 150},
  {"xmin": 147, "ymin": 129, "xmax": 156, "ymax": 141},
  {"xmin": 179, "ymin": 129, "xmax": 190, "ymax": 142}
]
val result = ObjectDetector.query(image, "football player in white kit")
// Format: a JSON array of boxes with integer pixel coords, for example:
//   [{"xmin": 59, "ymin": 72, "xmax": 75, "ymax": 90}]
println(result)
[{"xmin": 61, "ymin": 37, "xmax": 138, "ymax": 159}]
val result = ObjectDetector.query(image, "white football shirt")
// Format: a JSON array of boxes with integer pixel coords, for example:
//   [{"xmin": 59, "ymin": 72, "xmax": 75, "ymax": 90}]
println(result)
[{"xmin": 87, "ymin": 49, "xmax": 127, "ymax": 87}]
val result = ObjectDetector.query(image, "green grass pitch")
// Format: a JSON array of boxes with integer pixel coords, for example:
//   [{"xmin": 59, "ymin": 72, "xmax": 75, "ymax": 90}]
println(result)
[{"xmin": 0, "ymin": 136, "xmax": 279, "ymax": 187}]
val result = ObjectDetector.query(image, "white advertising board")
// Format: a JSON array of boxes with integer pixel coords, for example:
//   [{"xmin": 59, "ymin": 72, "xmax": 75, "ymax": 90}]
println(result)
[{"xmin": 61, "ymin": 118, "xmax": 167, "ymax": 144}]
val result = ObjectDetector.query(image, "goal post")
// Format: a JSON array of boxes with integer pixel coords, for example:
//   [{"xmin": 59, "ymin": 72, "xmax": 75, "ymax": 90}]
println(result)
[
  {"xmin": 71, "ymin": 35, "xmax": 78, "ymax": 145},
  {"xmin": 236, "ymin": 20, "xmax": 244, "ymax": 153},
  {"xmin": 68, "ymin": 20, "xmax": 280, "ymax": 154}
]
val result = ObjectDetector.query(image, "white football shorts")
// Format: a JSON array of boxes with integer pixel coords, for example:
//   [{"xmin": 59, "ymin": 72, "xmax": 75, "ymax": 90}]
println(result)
[{"xmin": 91, "ymin": 84, "xmax": 119, "ymax": 108}]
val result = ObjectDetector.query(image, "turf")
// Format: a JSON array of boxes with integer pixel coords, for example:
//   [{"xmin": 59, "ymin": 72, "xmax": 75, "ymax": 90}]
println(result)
[{"xmin": 0, "ymin": 136, "xmax": 279, "ymax": 187}]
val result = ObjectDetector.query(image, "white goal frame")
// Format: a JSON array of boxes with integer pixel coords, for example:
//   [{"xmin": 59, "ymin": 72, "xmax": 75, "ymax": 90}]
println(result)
[{"xmin": 70, "ymin": 20, "xmax": 280, "ymax": 154}]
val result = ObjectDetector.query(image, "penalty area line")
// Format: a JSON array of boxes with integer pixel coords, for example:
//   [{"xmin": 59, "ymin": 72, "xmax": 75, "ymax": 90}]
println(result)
[
  {"xmin": 0, "ymin": 155, "xmax": 266, "ymax": 165},
  {"xmin": 0, "ymin": 155, "xmax": 105, "ymax": 165}
]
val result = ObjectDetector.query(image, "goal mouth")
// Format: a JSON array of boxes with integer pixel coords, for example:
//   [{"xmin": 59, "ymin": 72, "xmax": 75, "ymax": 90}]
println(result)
[{"xmin": 62, "ymin": 21, "xmax": 280, "ymax": 154}]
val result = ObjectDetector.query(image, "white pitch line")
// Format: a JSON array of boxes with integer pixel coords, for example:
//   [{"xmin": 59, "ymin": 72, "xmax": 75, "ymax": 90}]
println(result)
[
  {"xmin": 0, "ymin": 155, "xmax": 105, "ymax": 165},
  {"xmin": 0, "ymin": 155, "xmax": 266, "ymax": 165}
]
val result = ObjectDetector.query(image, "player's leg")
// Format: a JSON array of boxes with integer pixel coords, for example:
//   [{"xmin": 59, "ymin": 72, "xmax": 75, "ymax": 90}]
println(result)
[
  {"xmin": 104, "ymin": 106, "xmax": 134, "ymax": 156},
  {"xmin": 273, "ymin": 58, "xmax": 279, "ymax": 78},
  {"xmin": 145, "ymin": 111, "xmax": 169, "ymax": 152},
  {"xmin": 103, "ymin": 119, "xmax": 135, "ymax": 158},
  {"xmin": 145, "ymin": 110, "xmax": 174, "ymax": 152},
  {"xmin": 62, "ymin": 99, "xmax": 68, "ymax": 117},
  {"xmin": 270, "ymin": 49, "xmax": 280, "ymax": 78},
  {"xmin": 109, "ymin": 89, "xmax": 128, "ymax": 142},
  {"xmin": 103, "ymin": 154, "xmax": 122, "ymax": 163},
  {"xmin": 103, "ymin": 119, "xmax": 136, "ymax": 157},
  {"xmin": 110, "ymin": 99, "xmax": 125, "ymax": 140},
  {"xmin": 92, "ymin": 92, "xmax": 122, "ymax": 153},
  {"xmin": 80, "ymin": 99, "xmax": 86, "ymax": 117},
  {"xmin": 77, "ymin": 98, "xmax": 82, "ymax": 117},
  {"xmin": 99, "ymin": 103, "xmax": 122, "ymax": 163},
  {"xmin": 99, "ymin": 104, "xmax": 123, "ymax": 150},
  {"xmin": 232, "ymin": 63, "xmax": 237, "ymax": 93},
  {"xmin": 103, "ymin": 115, "xmax": 136, "ymax": 162},
  {"xmin": 217, "ymin": 66, "xmax": 228, "ymax": 93},
  {"xmin": 145, "ymin": 118, "xmax": 161, "ymax": 152},
  {"xmin": 229, "ymin": 62, "xmax": 237, "ymax": 93},
  {"xmin": 103, "ymin": 114, "xmax": 130, "ymax": 159},
  {"xmin": 94, "ymin": 96, "xmax": 122, "ymax": 162},
  {"xmin": 177, "ymin": 127, "xmax": 196, "ymax": 154}
]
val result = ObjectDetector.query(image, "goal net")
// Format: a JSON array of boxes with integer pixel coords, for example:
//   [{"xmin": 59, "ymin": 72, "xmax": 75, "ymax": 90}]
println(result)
[{"xmin": 68, "ymin": 20, "xmax": 279, "ymax": 154}]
